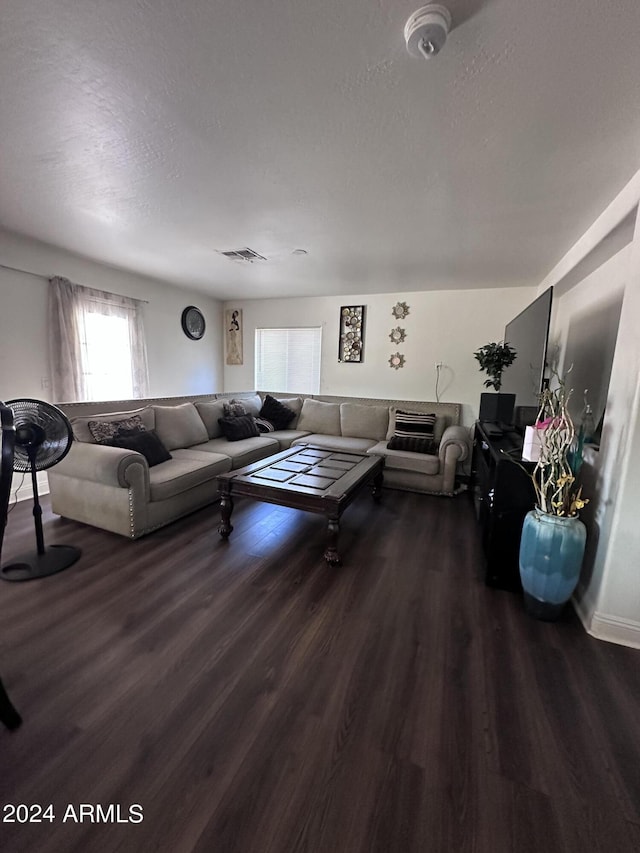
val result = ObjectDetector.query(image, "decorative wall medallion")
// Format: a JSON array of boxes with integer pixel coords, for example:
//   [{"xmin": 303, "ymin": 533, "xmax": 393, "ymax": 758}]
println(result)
[
  {"xmin": 389, "ymin": 326, "xmax": 406, "ymax": 344},
  {"xmin": 339, "ymin": 305, "xmax": 365, "ymax": 362},
  {"xmin": 392, "ymin": 301, "xmax": 410, "ymax": 319},
  {"xmin": 225, "ymin": 308, "xmax": 243, "ymax": 365},
  {"xmin": 389, "ymin": 352, "xmax": 405, "ymax": 370},
  {"xmin": 181, "ymin": 306, "xmax": 206, "ymax": 340}
]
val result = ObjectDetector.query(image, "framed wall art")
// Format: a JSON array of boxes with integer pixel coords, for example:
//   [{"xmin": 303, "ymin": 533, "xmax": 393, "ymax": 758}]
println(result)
[
  {"xmin": 338, "ymin": 305, "xmax": 365, "ymax": 363},
  {"xmin": 225, "ymin": 308, "xmax": 243, "ymax": 365}
]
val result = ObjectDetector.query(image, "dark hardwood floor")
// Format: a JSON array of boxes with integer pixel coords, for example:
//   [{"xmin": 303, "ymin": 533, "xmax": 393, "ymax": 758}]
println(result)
[{"xmin": 1, "ymin": 486, "xmax": 639, "ymax": 853}]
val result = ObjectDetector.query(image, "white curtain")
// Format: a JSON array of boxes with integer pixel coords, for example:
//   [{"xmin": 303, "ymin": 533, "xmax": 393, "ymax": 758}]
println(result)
[{"xmin": 48, "ymin": 276, "xmax": 149, "ymax": 402}]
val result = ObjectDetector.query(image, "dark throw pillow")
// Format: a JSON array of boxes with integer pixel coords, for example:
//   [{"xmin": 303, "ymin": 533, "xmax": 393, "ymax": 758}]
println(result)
[
  {"xmin": 258, "ymin": 395, "xmax": 296, "ymax": 430},
  {"xmin": 88, "ymin": 415, "xmax": 145, "ymax": 443},
  {"xmin": 387, "ymin": 435, "xmax": 438, "ymax": 455},
  {"xmin": 218, "ymin": 414, "xmax": 260, "ymax": 441},
  {"xmin": 101, "ymin": 429, "xmax": 172, "ymax": 467}
]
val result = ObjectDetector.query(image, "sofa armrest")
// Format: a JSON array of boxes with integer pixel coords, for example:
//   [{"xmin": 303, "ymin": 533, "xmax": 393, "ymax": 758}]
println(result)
[
  {"xmin": 438, "ymin": 425, "xmax": 471, "ymax": 464},
  {"xmin": 54, "ymin": 441, "xmax": 150, "ymax": 491},
  {"xmin": 437, "ymin": 425, "xmax": 471, "ymax": 494}
]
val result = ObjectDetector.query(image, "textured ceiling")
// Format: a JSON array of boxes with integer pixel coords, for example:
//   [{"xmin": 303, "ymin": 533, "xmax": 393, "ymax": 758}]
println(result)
[{"xmin": 1, "ymin": 0, "xmax": 640, "ymax": 300}]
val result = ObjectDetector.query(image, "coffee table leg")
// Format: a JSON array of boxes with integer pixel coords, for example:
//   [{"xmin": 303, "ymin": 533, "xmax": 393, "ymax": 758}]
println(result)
[
  {"xmin": 371, "ymin": 470, "xmax": 384, "ymax": 502},
  {"xmin": 218, "ymin": 490, "xmax": 234, "ymax": 538},
  {"xmin": 0, "ymin": 677, "xmax": 21, "ymax": 730},
  {"xmin": 324, "ymin": 514, "xmax": 341, "ymax": 565}
]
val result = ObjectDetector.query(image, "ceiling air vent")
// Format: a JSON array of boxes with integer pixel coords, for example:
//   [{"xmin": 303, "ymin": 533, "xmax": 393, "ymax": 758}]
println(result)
[{"xmin": 219, "ymin": 247, "xmax": 267, "ymax": 262}]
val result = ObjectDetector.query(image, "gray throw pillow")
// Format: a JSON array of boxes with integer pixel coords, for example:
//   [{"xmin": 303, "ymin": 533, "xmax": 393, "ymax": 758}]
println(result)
[
  {"xmin": 88, "ymin": 415, "xmax": 145, "ymax": 443},
  {"xmin": 223, "ymin": 400, "xmax": 247, "ymax": 418}
]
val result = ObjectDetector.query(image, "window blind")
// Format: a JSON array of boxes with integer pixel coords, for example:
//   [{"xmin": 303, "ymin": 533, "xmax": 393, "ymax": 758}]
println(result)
[{"xmin": 255, "ymin": 327, "xmax": 322, "ymax": 394}]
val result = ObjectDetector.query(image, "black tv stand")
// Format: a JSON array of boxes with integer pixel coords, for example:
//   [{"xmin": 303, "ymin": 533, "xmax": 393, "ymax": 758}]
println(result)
[
  {"xmin": 470, "ymin": 421, "xmax": 537, "ymax": 590},
  {"xmin": 479, "ymin": 420, "xmax": 520, "ymax": 439},
  {"xmin": 480, "ymin": 421, "xmax": 505, "ymax": 437}
]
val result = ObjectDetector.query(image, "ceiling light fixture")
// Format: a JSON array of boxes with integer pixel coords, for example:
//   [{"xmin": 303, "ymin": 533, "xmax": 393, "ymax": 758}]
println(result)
[{"xmin": 404, "ymin": 4, "xmax": 452, "ymax": 59}]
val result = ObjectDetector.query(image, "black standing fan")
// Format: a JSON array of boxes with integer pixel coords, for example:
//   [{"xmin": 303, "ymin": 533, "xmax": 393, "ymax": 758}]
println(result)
[
  {"xmin": 1, "ymin": 398, "xmax": 81, "ymax": 582},
  {"xmin": 0, "ymin": 401, "xmax": 23, "ymax": 727}
]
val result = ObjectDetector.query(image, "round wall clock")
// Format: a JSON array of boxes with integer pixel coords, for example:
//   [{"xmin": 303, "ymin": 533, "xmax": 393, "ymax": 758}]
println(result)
[{"xmin": 181, "ymin": 306, "xmax": 206, "ymax": 340}]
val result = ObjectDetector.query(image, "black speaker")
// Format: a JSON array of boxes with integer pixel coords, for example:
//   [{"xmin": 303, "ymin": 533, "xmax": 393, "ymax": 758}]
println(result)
[
  {"xmin": 479, "ymin": 393, "xmax": 515, "ymax": 425},
  {"xmin": 514, "ymin": 405, "xmax": 539, "ymax": 429}
]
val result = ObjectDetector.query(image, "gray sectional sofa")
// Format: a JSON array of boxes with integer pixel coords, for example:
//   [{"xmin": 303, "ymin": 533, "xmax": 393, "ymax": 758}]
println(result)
[{"xmin": 49, "ymin": 392, "xmax": 470, "ymax": 539}]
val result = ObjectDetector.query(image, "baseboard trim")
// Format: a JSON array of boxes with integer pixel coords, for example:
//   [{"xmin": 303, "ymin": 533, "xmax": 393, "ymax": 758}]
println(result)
[
  {"xmin": 585, "ymin": 611, "xmax": 640, "ymax": 649},
  {"xmin": 9, "ymin": 472, "xmax": 50, "ymax": 504}
]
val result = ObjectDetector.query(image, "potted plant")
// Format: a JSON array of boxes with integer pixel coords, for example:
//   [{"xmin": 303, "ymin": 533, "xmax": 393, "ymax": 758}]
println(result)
[
  {"xmin": 518, "ymin": 373, "xmax": 589, "ymax": 620},
  {"xmin": 473, "ymin": 341, "xmax": 517, "ymax": 423}
]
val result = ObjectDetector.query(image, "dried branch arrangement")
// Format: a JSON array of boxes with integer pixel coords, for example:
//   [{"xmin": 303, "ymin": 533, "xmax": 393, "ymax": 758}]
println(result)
[{"xmin": 532, "ymin": 373, "xmax": 588, "ymax": 517}]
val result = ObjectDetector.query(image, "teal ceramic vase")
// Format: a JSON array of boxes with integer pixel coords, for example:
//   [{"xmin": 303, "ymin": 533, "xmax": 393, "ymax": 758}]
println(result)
[{"xmin": 519, "ymin": 508, "xmax": 587, "ymax": 621}]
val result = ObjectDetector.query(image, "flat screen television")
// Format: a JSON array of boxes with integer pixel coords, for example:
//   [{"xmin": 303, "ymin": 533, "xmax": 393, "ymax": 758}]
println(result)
[{"xmin": 500, "ymin": 287, "xmax": 553, "ymax": 421}]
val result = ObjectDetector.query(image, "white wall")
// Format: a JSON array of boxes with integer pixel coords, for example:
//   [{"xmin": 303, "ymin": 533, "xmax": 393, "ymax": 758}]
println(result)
[
  {"xmin": 223, "ymin": 288, "xmax": 537, "ymax": 426},
  {"xmin": 587, "ymin": 213, "xmax": 640, "ymax": 642},
  {"xmin": 0, "ymin": 229, "xmax": 224, "ymax": 401}
]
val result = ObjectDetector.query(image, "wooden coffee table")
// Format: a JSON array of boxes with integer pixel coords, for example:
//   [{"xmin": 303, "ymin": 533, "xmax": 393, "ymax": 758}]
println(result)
[{"xmin": 217, "ymin": 445, "xmax": 384, "ymax": 565}]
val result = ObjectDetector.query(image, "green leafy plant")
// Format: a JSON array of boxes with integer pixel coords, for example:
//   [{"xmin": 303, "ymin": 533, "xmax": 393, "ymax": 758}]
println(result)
[{"xmin": 473, "ymin": 341, "xmax": 517, "ymax": 391}]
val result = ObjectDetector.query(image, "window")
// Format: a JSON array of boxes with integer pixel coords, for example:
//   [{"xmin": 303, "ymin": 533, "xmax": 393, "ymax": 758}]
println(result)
[
  {"xmin": 81, "ymin": 312, "xmax": 135, "ymax": 401},
  {"xmin": 255, "ymin": 327, "xmax": 322, "ymax": 394},
  {"xmin": 49, "ymin": 277, "xmax": 149, "ymax": 402}
]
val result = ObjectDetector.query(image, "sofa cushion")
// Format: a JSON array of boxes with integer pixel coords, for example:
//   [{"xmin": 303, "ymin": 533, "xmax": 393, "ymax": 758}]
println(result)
[
  {"xmin": 220, "ymin": 394, "xmax": 262, "ymax": 417},
  {"xmin": 194, "ymin": 399, "xmax": 226, "ymax": 439},
  {"xmin": 367, "ymin": 441, "xmax": 440, "ymax": 475},
  {"xmin": 340, "ymin": 403, "xmax": 390, "ymax": 441},
  {"xmin": 71, "ymin": 407, "xmax": 155, "ymax": 443},
  {"xmin": 291, "ymin": 434, "xmax": 377, "ymax": 453},
  {"xmin": 269, "ymin": 429, "xmax": 312, "ymax": 450},
  {"xmin": 296, "ymin": 399, "xmax": 341, "ymax": 435},
  {"xmin": 434, "ymin": 417, "xmax": 448, "ymax": 444},
  {"xmin": 153, "ymin": 402, "xmax": 209, "ymax": 451},
  {"xmin": 101, "ymin": 429, "xmax": 172, "ymax": 467},
  {"xmin": 148, "ymin": 449, "xmax": 232, "ymax": 502},
  {"xmin": 194, "ymin": 436, "xmax": 279, "ymax": 468},
  {"xmin": 259, "ymin": 394, "xmax": 297, "ymax": 430},
  {"xmin": 218, "ymin": 414, "xmax": 261, "ymax": 441}
]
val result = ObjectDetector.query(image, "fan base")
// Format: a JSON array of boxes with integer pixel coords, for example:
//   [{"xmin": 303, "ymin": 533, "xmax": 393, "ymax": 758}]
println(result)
[{"xmin": 0, "ymin": 545, "xmax": 81, "ymax": 582}]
